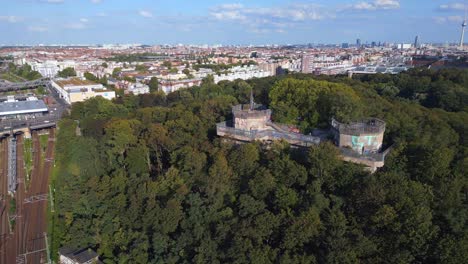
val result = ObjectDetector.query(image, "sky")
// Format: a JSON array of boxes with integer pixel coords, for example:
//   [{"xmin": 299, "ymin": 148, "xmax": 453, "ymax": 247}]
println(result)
[{"xmin": 0, "ymin": 0, "xmax": 467, "ymax": 45}]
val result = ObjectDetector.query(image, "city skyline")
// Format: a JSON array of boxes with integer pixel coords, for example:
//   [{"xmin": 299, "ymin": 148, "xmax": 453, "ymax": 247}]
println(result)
[{"xmin": 0, "ymin": 0, "xmax": 467, "ymax": 45}]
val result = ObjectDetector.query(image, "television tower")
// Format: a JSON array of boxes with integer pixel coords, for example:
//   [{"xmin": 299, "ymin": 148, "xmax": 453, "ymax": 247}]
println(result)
[{"xmin": 460, "ymin": 8, "xmax": 467, "ymax": 48}]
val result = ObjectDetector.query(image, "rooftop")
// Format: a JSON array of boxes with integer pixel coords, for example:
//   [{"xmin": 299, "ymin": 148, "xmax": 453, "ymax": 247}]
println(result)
[
  {"xmin": 159, "ymin": 78, "xmax": 202, "ymax": 84},
  {"xmin": 0, "ymin": 100, "xmax": 48, "ymax": 116},
  {"xmin": 55, "ymin": 78, "xmax": 99, "ymax": 87},
  {"xmin": 59, "ymin": 247, "xmax": 101, "ymax": 264}
]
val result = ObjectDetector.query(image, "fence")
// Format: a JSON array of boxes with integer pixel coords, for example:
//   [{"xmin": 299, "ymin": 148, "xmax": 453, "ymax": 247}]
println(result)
[
  {"xmin": 217, "ymin": 122, "xmax": 321, "ymax": 147},
  {"xmin": 331, "ymin": 118, "xmax": 385, "ymax": 135}
]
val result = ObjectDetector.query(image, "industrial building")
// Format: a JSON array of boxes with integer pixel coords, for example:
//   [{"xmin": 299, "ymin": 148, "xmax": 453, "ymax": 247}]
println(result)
[
  {"xmin": 0, "ymin": 96, "xmax": 49, "ymax": 120},
  {"xmin": 51, "ymin": 78, "xmax": 116, "ymax": 104}
]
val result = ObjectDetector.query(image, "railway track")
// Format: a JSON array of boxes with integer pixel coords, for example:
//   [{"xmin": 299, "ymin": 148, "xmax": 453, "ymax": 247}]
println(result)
[
  {"xmin": 0, "ymin": 138, "xmax": 12, "ymax": 264},
  {"xmin": 0, "ymin": 129, "xmax": 56, "ymax": 264},
  {"xmin": 23, "ymin": 130, "xmax": 55, "ymax": 263}
]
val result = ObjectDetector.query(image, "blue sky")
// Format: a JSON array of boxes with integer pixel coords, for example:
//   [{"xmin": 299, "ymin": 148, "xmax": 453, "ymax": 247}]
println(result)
[{"xmin": 0, "ymin": 0, "xmax": 467, "ymax": 45}]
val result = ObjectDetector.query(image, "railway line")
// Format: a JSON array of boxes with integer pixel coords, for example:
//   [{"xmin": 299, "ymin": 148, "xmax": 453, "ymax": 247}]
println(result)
[
  {"xmin": 0, "ymin": 138, "xmax": 12, "ymax": 264},
  {"xmin": 23, "ymin": 130, "xmax": 55, "ymax": 263},
  {"xmin": 0, "ymin": 128, "xmax": 56, "ymax": 263}
]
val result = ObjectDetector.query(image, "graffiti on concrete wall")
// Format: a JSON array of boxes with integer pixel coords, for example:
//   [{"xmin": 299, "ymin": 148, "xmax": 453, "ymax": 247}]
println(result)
[{"xmin": 351, "ymin": 135, "xmax": 380, "ymax": 154}]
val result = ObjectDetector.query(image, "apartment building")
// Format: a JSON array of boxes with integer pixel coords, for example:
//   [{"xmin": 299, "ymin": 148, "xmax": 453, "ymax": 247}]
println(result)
[
  {"xmin": 51, "ymin": 78, "xmax": 115, "ymax": 104},
  {"xmin": 159, "ymin": 78, "xmax": 202, "ymax": 94}
]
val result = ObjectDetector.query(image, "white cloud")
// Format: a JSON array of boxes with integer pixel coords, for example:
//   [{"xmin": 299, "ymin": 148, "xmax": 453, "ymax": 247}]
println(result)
[
  {"xmin": 439, "ymin": 3, "xmax": 466, "ymax": 11},
  {"xmin": 434, "ymin": 15, "xmax": 465, "ymax": 24},
  {"xmin": 209, "ymin": 3, "xmax": 333, "ymax": 35},
  {"xmin": 139, "ymin": 10, "xmax": 153, "ymax": 18},
  {"xmin": 212, "ymin": 10, "xmax": 246, "ymax": 21},
  {"xmin": 39, "ymin": 0, "xmax": 64, "ymax": 3},
  {"xmin": 434, "ymin": 17, "xmax": 447, "ymax": 24},
  {"xmin": 353, "ymin": 2, "xmax": 374, "ymax": 10},
  {"xmin": 375, "ymin": 0, "xmax": 400, "ymax": 9},
  {"xmin": 211, "ymin": 3, "xmax": 328, "ymax": 22},
  {"xmin": 96, "ymin": 12, "xmax": 108, "ymax": 17},
  {"xmin": 218, "ymin": 3, "xmax": 243, "ymax": 10},
  {"xmin": 28, "ymin": 26, "xmax": 49, "ymax": 32},
  {"xmin": 64, "ymin": 22, "xmax": 87, "ymax": 29},
  {"xmin": 91, "ymin": 0, "xmax": 102, "ymax": 3},
  {"xmin": 0, "ymin": 16, "xmax": 23, "ymax": 23},
  {"xmin": 349, "ymin": 0, "xmax": 400, "ymax": 11},
  {"xmin": 250, "ymin": 28, "xmax": 271, "ymax": 34},
  {"xmin": 448, "ymin": 15, "xmax": 464, "ymax": 22},
  {"xmin": 80, "ymin": 18, "xmax": 89, "ymax": 23}
]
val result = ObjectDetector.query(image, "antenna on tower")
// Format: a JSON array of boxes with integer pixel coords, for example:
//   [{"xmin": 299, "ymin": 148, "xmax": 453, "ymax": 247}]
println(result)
[{"xmin": 460, "ymin": 4, "xmax": 467, "ymax": 48}]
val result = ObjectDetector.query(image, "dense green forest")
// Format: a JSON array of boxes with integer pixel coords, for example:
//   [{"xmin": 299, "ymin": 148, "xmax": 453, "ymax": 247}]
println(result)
[{"xmin": 50, "ymin": 69, "xmax": 467, "ymax": 263}]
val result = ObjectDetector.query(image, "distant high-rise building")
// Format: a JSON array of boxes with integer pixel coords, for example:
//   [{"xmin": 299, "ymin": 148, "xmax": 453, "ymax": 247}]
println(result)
[
  {"xmin": 356, "ymin": 39, "xmax": 361, "ymax": 48},
  {"xmin": 460, "ymin": 17, "xmax": 467, "ymax": 48},
  {"xmin": 341, "ymin": 43, "xmax": 349, "ymax": 48},
  {"xmin": 371, "ymin": 41, "xmax": 377, "ymax": 48},
  {"xmin": 301, "ymin": 55, "xmax": 311, "ymax": 73},
  {"xmin": 414, "ymin": 35, "xmax": 419, "ymax": 48}
]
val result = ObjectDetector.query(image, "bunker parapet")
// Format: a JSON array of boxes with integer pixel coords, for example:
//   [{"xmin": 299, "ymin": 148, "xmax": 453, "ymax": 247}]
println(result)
[
  {"xmin": 331, "ymin": 118, "xmax": 385, "ymax": 155},
  {"xmin": 232, "ymin": 104, "xmax": 272, "ymax": 131}
]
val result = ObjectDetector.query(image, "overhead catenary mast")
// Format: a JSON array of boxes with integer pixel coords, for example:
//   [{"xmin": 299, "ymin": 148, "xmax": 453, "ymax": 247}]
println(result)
[{"xmin": 249, "ymin": 88, "xmax": 255, "ymax": 111}]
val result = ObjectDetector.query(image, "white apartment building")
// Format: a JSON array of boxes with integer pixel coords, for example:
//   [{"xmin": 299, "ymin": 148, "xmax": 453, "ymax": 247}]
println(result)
[
  {"xmin": 193, "ymin": 68, "xmax": 215, "ymax": 79},
  {"xmin": 159, "ymin": 78, "xmax": 202, "ymax": 94},
  {"xmin": 51, "ymin": 78, "xmax": 115, "ymax": 104},
  {"xmin": 127, "ymin": 83, "xmax": 150, "ymax": 95},
  {"xmin": 213, "ymin": 65, "xmax": 272, "ymax": 84},
  {"xmin": 29, "ymin": 60, "xmax": 60, "ymax": 78}
]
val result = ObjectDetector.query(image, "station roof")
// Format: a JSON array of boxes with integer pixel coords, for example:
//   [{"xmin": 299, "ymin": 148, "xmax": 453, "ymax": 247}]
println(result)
[{"xmin": 0, "ymin": 100, "xmax": 48, "ymax": 116}]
